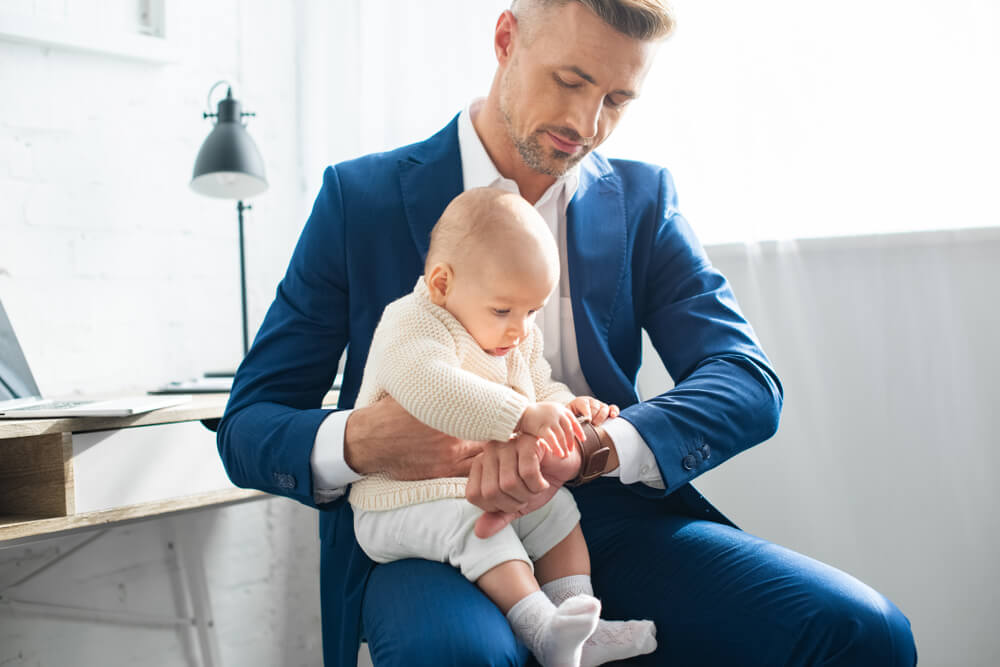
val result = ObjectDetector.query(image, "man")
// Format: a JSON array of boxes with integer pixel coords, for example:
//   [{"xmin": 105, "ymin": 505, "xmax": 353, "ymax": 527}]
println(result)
[{"xmin": 218, "ymin": 1, "xmax": 918, "ymax": 664}]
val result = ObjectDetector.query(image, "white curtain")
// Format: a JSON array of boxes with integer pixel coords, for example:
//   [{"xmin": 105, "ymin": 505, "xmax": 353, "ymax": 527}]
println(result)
[{"xmin": 637, "ymin": 228, "xmax": 1000, "ymax": 667}]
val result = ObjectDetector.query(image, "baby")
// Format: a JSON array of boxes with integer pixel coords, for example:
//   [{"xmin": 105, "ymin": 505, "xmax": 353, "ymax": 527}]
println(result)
[{"xmin": 348, "ymin": 187, "xmax": 656, "ymax": 666}]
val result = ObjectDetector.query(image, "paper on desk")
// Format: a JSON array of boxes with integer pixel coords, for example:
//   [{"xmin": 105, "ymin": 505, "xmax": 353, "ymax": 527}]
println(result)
[{"xmin": 151, "ymin": 376, "xmax": 233, "ymax": 394}]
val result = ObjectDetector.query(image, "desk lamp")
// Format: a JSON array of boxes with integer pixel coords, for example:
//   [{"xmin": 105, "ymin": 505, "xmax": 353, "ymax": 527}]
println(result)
[{"xmin": 191, "ymin": 81, "xmax": 267, "ymax": 359}]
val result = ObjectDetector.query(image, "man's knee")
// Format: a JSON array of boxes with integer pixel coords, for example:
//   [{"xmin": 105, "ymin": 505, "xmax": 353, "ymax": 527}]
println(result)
[
  {"xmin": 806, "ymin": 588, "xmax": 917, "ymax": 666},
  {"xmin": 369, "ymin": 617, "xmax": 526, "ymax": 666},
  {"xmin": 363, "ymin": 560, "xmax": 531, "ymax": 666}
]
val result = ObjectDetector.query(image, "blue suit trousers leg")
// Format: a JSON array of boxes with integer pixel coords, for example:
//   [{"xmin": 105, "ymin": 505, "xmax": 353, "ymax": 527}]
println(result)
[
  {"xmin": 361, "ymin": 488, "xmax": 917, "ymax": 666},
  {"xmin": 363, "ymin": 558, "xmax": 532, "ymax": 666},
  {"xmin": 576, "ymin": 485, "xmax": 917, "ymax": 666}
]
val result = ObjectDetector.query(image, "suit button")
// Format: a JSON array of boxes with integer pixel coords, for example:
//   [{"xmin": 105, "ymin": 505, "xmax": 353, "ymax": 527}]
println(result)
[
  {"xmin": 682, "ymin": 454, "xmax": 697, "ymax": 471},
  {"xmin": 701, "ymin": 444, "xmax": 711, "ymax": 460}
]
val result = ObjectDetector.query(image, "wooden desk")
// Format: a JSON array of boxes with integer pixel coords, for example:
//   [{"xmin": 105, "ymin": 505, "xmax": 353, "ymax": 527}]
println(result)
[
  {"xmin": 0, "ymin": 393, "xmax": 336, "ymax": 543},
  {"xmin": 0, "ymin": 392, "xmax": 339, "ymax": 667}
]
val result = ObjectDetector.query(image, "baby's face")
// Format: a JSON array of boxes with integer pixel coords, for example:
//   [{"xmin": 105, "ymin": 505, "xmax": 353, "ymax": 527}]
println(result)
[{"xmin": 444, "ymin": 263, "xmax": 555, "ymax": 357}]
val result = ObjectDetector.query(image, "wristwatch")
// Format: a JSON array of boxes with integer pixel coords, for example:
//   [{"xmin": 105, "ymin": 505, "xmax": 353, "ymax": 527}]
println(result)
[{"xmin": 565, "ymin": 418, "xmax": 613, "ymax": 487}]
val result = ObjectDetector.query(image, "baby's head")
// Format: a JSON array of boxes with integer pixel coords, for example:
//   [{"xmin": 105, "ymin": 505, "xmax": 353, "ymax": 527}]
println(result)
[{"xmin": 425, "ymin": 187, "xmax": 559, "ymax": 356}]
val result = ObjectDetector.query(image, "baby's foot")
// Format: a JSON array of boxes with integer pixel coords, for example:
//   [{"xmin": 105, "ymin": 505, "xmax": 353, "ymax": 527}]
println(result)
[
  {"xmin": 580, "ymin": 619, "xmax": 658, "ymax": 667},
  {"xmin": 538, "ymin": 594, "xmax": 602, "ymax": 667}
]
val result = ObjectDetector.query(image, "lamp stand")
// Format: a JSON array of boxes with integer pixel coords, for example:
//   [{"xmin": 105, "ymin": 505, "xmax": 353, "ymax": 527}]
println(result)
[{"xmin": 237, "ymin": 200, "xmax": 250, "ymax": 357}]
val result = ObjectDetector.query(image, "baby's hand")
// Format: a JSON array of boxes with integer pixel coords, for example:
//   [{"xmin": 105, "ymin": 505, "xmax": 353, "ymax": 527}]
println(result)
[
  {"xmin": 518, "ymin": 402, "xmax": 586, "ymax": 459},
  {"xmin": 568, "ymin": 396, "xmax": 620, "ymax": 427}
]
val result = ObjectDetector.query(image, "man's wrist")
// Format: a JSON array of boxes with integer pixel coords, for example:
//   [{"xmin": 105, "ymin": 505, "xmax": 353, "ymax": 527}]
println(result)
[
  {"xmin": 600, "ymin": 417, "xmax": 665, "ymax": 488},
  {"xmin": 310, "ymin": 409, "xmax": 363, "ymax": 499},
  {"xmin": 343, "ymin": 406, "xmax": 376, "ymax": 475}
]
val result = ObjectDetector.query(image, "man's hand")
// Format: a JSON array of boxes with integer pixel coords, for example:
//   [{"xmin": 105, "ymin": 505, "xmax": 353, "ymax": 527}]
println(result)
[
  {"xmin": 567, "ymin": 395, "xmax": 619, "ymax": 426},
  {"xmin": 343, "ymin": 395, "xmax": 482, "ymax": 480},
  {"xmin": 517, "ymin": 401, "xmax": 586, "ymax": 458},
  {"xmin": 467, "ymin": 432, "xmax": 582, "ymax": 539}
]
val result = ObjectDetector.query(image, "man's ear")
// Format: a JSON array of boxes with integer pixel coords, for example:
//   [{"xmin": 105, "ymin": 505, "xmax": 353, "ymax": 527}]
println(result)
[
  {"xmin": 425, "ymin": 263, "xmax": 453, "ymax": 306},
  {"xmin": 494, "ymin": 10, "xmax": 517, "ymax": 64}
]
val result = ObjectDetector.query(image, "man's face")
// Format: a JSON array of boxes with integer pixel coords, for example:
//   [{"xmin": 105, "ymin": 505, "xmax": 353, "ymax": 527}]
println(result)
[{"xmin": 498, "ymin": 3, "xmax": 659, "ymax": 177}]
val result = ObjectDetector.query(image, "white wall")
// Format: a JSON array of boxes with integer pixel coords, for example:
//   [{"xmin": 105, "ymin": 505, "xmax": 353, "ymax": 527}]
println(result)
[
  {"xmin": 295, "ymin": 0, "xmax": 509, "ymax": 200},
  {"xmin": 321, "ymin": 0, "xmax": 1000, "ymax": 245},
  {"xmin": 1, "ymin": 2, "xmax": 329, "ymax": 665},
  {"xmin": 0, "ymin": 1, "xmax": 313, "ymax": 395},
  {"xmin": 603, "ymin": 0, "xmax": 1000, "ymax": 244}
]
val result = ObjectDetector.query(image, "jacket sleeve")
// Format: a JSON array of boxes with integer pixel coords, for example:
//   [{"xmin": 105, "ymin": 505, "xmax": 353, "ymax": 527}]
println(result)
[
  {"xmin": 618, "ymin": 168, "xmax": 784, "ymax": 496},
  {"xmin": 215, "ymin": 166, "xmax": 350, "ymax": 508}
]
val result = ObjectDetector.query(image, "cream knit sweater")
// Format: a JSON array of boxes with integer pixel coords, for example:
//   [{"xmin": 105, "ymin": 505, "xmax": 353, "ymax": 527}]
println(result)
[{"xmin": 348, "ymin": 278, "xmax": 575, "ymax": 511}]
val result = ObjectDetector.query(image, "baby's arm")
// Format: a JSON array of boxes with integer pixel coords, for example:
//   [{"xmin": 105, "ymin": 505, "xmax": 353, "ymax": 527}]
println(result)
[
  {"xmin": 371, "ymin": 301, "xmax": 531, "ymax": 443},
  {"xmin": 518, "ymin": 402, "xmax": 585, "ymax": 458},
  {"xmin": 516, "ymin": 325, "xmax": 614, "ymax": 452}
]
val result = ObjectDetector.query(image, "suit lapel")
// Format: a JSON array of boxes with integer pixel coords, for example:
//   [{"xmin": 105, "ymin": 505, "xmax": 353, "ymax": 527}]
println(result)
[
  {"xmin": 567, "ymin": 154, "xmax": 629, "ymax": 400},
  {"xmin": 397, "ymin": 116, "xmax": 465, "ymax": 264},
  {"xmin": 397, "ymin": 121, "xmax": 630, "ymax": 400}
]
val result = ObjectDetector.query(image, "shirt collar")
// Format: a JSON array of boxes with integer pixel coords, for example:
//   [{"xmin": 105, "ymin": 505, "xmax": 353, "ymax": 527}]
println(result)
[{"xmin": 457, "ymin": 99, "xmax": 581, "ymax": 207}]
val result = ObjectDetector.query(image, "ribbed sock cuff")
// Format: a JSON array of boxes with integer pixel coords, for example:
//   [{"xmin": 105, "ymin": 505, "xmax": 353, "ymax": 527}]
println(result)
[{"xmin": 541, "ymin": 574, "xmax": 593, "ymax": 605}]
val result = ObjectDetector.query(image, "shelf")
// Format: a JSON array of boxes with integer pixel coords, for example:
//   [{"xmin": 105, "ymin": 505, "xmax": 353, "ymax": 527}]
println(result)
[
  {"xmin": 0, "ymin": 488, "xmax": 265, "ymax": 544},
  {"xmin": 0, "ymin": 11, "xmax": 178, "ymax": 64},
  {"xmin": 0, "ymin": 391, "xmax": 338, "ymax": 545}
]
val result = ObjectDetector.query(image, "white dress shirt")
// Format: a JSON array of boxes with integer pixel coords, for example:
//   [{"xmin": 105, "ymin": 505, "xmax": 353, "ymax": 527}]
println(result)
[{"xmin": 310, "ymin": 101, "xmax": 665, "ymax": 502}]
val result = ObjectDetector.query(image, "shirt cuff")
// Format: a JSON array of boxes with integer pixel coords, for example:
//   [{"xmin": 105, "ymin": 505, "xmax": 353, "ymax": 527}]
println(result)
[
  {"xmin": 310, "ymin": 408, "xmax": 364, "ymax": 503},
  {"xmin": 600, "ymin": 417, "xmax": 666, "ymax": 489}
]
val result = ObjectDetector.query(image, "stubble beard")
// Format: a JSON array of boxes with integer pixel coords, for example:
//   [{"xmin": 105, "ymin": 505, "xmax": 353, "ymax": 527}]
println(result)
[{"xmin": 499, "ymin": 74, "xmax": 589, "ymax": 178}]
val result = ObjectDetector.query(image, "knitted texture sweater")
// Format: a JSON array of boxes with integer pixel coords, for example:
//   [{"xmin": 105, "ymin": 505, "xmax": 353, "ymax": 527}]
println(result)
[{"xmin": 348, "ymin": 278, "xmax": 575, "ymax": 511}]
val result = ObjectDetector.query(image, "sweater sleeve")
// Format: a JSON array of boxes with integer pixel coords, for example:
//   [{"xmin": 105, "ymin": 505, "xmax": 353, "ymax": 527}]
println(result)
[
  {"xmin": 525, "ymin": 324, "xmax": 577, "ymax": 405},
  {"xmin": 372, "ymin": 300, "xmax": 531, "ymax": 442}
]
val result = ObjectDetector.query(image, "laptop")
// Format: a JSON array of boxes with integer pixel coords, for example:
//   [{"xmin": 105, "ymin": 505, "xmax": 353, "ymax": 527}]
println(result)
[{"xmin": 0, "ymin": 298, "xmax": 190, "ymax": 418}]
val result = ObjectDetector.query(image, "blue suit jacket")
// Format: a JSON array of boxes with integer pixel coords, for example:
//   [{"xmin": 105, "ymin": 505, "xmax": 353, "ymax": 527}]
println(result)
[{"xmin": 217, "ymin": 116, "xmax": 782, "ymax": 664}]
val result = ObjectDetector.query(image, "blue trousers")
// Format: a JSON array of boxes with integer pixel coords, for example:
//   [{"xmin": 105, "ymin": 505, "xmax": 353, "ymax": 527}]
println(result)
[{"xmin": 361, "ymin": 484, "xmax": 917, "ymax": 666}]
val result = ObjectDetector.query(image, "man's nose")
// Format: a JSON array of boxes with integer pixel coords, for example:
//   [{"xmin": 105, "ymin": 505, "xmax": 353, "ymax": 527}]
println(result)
[{"xmin": 566, "ymin": 96, "xmax": 601, "ymax": 141}]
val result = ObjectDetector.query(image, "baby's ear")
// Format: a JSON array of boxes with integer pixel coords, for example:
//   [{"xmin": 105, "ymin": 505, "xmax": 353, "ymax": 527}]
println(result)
[{"xmin": 425, "ymin": 263, "xmax": 453, "ymax": 306}]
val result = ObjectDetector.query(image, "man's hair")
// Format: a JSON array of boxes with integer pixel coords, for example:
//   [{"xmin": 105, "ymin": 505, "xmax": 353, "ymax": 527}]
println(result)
[{"xmin": 511, "ymin": 0, "xmax": 675, "ymax": 41}]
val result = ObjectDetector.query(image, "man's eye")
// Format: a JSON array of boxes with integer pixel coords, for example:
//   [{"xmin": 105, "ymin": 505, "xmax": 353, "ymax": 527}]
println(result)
[
  {"xmin": 605, "ymin": 95, "xmax": 629, "ymax": 109},
  {"xmin": 554, "ymin": 75, "xmax": 581, "ymax": 89}
]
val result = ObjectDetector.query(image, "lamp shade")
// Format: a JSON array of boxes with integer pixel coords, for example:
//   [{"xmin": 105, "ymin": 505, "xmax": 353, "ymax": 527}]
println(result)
[{"xmin": 191, "ymin": 89, "xmax": 268, "ymax": 199}]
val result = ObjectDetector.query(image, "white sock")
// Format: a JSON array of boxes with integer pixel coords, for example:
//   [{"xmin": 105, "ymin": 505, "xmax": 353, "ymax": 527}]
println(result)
[
  {"xmin": 541, "ymin": 575, "xmax": 658, "ymax": 666},
  {"xmin": 506, "ymin": 591, "xmax": 601, "ymax": 667},
  {"xmin": 578, "ymin": 618, "xmax": 658, "ymax": 667}
]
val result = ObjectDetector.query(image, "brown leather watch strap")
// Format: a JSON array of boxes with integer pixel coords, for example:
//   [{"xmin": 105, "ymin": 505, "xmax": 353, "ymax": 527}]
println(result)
[{"xmin": 566, "ymin": 418, "xmax": 613, "ymax": 487}]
